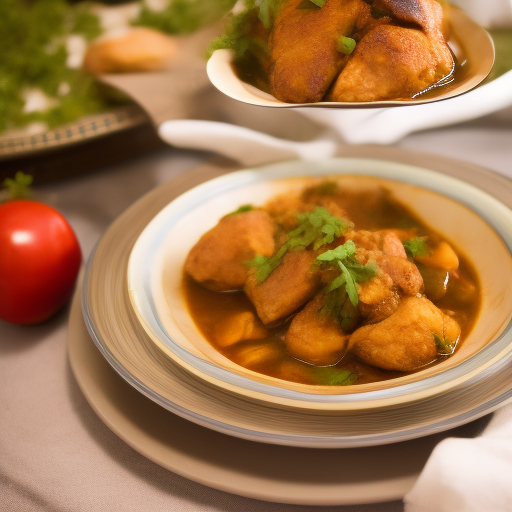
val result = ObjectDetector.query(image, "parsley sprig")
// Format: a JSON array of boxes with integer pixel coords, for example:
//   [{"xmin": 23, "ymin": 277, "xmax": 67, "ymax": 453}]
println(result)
[
  {"xmin": 434, "ymin": 333, "xmax": 455, "ymax": 355},
  {"xmin": 316, "ymin": 241, "xmax": 378, "ymax": 307},
  {"xmin": 207, "ymin": 0, "xmax": 283, "ymax": 58},
  {"xmin": 403, "ymin": 237, "xmax": 430, "ymax": 258},
  {"xmin": 316, "ymin": 241, "xmax": 378, "ymax": 332},
  {"xmin": 248, "ymin": 207, "xmax": 350, "ymax": 284},
  {"xmin": 311, "ymin": 367, "xmax": 357, "ymax": 385},
  {"xmin": 223, "ymin": 204, "xmax": 255, "ymax": 217}
]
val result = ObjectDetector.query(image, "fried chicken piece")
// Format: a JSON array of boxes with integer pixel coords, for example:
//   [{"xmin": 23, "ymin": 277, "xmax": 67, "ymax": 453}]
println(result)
[
  {"xmin": 348, "ymin": 230, "xmax": 424, "ymax": 295},
  {"xmin": 329, "ymin": 24, "xmax": 452, "ymax": 102},
  {"xmin": 184, "ymin": 210, "xmax": 276, "ymax": 292},
  {"xmin": 329, "ymin": 0, "xmax": 453, "ymax": 102},
  {"xmin": 244, "ymin": 249, "xmax": 321, "ymax": 325},
  {"xmin": 269, "ymin": 0, "xmax": 367, "ymax": 103},
  {"xmin": 265, "ymin": 186, "xmax": 348, "ymax": 230},
  {"xmin": 349, "ymin": 296, "xmax": 461, "ymax": 371},
  {"xmin": 285, "ymin": 293, "xmax": 349, "ymax": 366},
  {"xmin": 358, "ymin": 273, "xmax": 401, "ymax": 324}
]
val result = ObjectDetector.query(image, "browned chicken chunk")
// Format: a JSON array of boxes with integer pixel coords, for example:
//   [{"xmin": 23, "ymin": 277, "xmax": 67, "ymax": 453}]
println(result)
[
  {"xmin": 184, "ymin": 210, "xmax": 276, "ymax": 292},
  {"xmin": 269, "ymin": 0, "xmax": 367, "ymax": 103},
  {"xmin": 349, "ymin": 296, "xmax": 461, "ymax": 371},
  {"xmin": 358, "ymin": 273, "xmax": 400, "ymax": 324},
  {"xmin": 328, "ymin": 24, "xmax": 453, "ymax": 102},
  {"xmin": 348, "ymin": 230, "xmax": 424, "ymax": 295},
  {"xmin": 266, "ymin": 0, "xmax": 453, "ymax": 103},
  {"xmin": 285, "ymin": 293, "xmax": 349, "ymax": 366},
  {"xmin": 244, "ymin": 249, "xmax": 321, "ymax": 324}
]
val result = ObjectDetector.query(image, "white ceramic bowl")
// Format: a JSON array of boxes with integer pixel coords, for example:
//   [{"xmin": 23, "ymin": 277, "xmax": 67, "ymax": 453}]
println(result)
[{"xmin": 127, "ymin": 158, "xmax": 512, "ymax": 411}]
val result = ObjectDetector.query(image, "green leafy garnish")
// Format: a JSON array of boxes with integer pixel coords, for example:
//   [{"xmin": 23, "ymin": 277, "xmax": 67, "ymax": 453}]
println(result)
[
  {"xmin": 316, "ymin": 241, "xmax": 378, "ymax": 307},
  {"xmin": 206, "ymin": 8, "xmax": 255, "ymax": 59},
  {"xmin": 403, "ymin": 237, "xmax": 430, "ymax": 258},
  {"xmin": 248, "ymin": 207, "xmax": 350, "ymax": 284},
  {"xmin": 223, "ymin": 204, "xmax": 255, "ymax": 217},
  {"xmin": 288, "ymin": 207, "xmax": 350, "ymax": 252},
  {"xmin": 0, "ymin": 0, "xmax": 105, "ymax": 133},
  {"xmin": 207, "ymin": 0, "xmax": 283, "ymax": 58},
  {"xmin": 434, "ymin": 333, "xmax": 455, "ymax": 355},
  {"xmin": 2, "ymin": 172, "xmax": 33, "ymax": 200},
  {"xmin": 133, "ymin": 0, "xmax": 236, "ymax": 35},
  {"xmin": 311, "ymin": 367, "xmax": 357, "ymax": 386},
  {"xmin": 308, "ymin": 0, "xmax": 327, "ymax": 7},
  {"xmin": 336, "ymin": 36, "xmax": 356, "ymax": 55}
]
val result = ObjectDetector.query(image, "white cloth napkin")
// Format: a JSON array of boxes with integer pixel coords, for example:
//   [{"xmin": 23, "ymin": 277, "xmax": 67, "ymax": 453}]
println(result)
[{"xmin": 404, "ymin": 401, "xmax": 512, "ymax": 512}]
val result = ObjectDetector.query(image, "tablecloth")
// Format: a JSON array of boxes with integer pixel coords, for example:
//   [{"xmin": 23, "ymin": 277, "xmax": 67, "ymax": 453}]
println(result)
[{"xmin": 1, "ymin": 108, "xmax": 512, "ymax": 512}]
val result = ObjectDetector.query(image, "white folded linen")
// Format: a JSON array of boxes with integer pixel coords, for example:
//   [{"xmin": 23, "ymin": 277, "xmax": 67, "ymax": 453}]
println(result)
[{"xmin": 404, "ymin": 401, "xmax": 512, "ymax": 512}]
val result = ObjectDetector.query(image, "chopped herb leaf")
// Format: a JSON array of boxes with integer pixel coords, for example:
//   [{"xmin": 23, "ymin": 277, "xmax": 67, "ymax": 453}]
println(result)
[
  {"xmin": 288, "ymin": 207, "xmax": 351, "ymax": 251},
  {"xmin": 322, "ymin": 286, "xmax": 360, "ymax": 332},
  {"xmin": 248, "ymin": 244, "xmax": 289, "ymax": 283},
  {"xmin": 0, "ymin": 0, "xmax": 105, "ymax": 133},
  {"xmin": 247, "ymin": 207, "xmax": 350, "ymax": 283},
  {"xmin": 297, "ymin": 0, "xmax": 322, "ymax": 10},
  {"xmin": 434, "ymin": 333, "xmax": 455, "ymax": 355},
  {"xmin": 208, "ymin": 0, "xmax": 284, "ymax": 59},
  {"xmin": 403, "ymin": 237, "xmax": 430, "ymax": 258},
  {"xmin": 255, "ymin": 0, "xmax": 286, "ymax": 29},
  {"xmin": 311, "ymin": 367, "xmax": 357, "ymax": 386},
  {"xmin": 206, "ymin": 8, "xmax": 256, "ymax": 58},
  {"xmin": 337, "ymin": 36, "xmax": 356, "ymax": 55},
  {"xmin": 317, "ymin": 240, "xmax": 378, "ymax": 307},
  {"xmin": 133, "ymin": 0, "xmax": 236, "ymax": 35},
  {"xmin": 224, "ymin": 204, "xmax": 255, "ymax": 217},
  {"xmin": 309, "ymin": 0, "xmax": 327, "ymax": 7}
]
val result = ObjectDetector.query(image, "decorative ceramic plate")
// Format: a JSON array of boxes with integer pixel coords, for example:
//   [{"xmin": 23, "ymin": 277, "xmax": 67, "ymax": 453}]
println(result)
[
  {"xmin": 0, "ymin": 104, "xmax": 148, "ymax": 159},
  {"xmin": 69, "ymin": 280, "xmax": 493, "ymax": 505},
  {"xmin": 82, "ymin": 149, "xmax": 512, "ymax": 448}
]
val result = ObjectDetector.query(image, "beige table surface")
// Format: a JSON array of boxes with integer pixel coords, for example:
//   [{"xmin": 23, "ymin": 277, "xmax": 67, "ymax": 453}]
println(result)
[{"xmin": 1, "ymin": 109, "xmax": 512, "ymax": 512}]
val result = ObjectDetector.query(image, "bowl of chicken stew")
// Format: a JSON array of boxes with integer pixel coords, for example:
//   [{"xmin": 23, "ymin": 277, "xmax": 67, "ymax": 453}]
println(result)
[{"xmin": 128, "ymin": 159, "xmax": 512, "ymax": 410}]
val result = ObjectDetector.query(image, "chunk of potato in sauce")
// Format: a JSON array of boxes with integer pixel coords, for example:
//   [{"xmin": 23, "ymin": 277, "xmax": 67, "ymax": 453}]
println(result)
[{"xmin": 182, "ymin": 183, "xmax": 480, "ymax": 386}]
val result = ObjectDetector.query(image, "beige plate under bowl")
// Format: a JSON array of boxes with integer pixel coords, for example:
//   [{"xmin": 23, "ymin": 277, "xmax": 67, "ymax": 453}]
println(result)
[
  {"xmin": 127, "ymin": 158, "xmax": 512, "ymax": 412},
  {"xmin": 70, "ymin": 279, "xmax": 494, "ymax": 505},
  {"xmin": 206, "ymin": 7, "xmax": 495, "ymax": 109}
]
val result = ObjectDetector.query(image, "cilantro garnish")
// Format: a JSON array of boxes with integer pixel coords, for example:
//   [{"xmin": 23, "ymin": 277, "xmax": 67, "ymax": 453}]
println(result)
[
  {"xmin": 223, "ymin": 204, "xmax": 255, "ymax": 217},
  {"xmin": 248, "ymin": 207, "xmax": 350, "ymax": 284},
  {"xmin": 336, "ymin": 36, "xmax": 356, "ymax": 55},
  {"xmin": 308, "ymin": 0, "xmax": 327, "ymax": 7},
  {"xmin": 133, "ymin": 0, "xmax": 236, "ymax": 35},
  {"xmin": 315, "ymin": 240, "xmax": 378, "ymax": 332},
  {"xmin": 403, "ymin": 237, "xmax": 430, "ymax": 258},
  {"xmin": 311, "ymin": 367, "xmax": 357, "ymax": 386},
  {"xmin": 316, "ymin": 241, "xmax": 378, "ymax": 307},
  {"xmin": 207, "ymin": 0, "xmax": 284, "ymax": 58},
  {"xmin": 434, "ymin": 334, "xmax": 455, "ymax": 355}
]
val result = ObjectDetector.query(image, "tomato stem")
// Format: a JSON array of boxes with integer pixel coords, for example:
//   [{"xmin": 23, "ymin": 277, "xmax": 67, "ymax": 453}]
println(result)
[{"xmin": 2, "ymin": 171, "xmax": 33, "ymax": 200}]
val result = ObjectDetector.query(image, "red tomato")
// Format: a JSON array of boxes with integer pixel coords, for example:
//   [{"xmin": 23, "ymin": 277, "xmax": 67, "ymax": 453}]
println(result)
[{"xmin": 0, "ymin": 200, "xmax": 82, "ymax": 324}]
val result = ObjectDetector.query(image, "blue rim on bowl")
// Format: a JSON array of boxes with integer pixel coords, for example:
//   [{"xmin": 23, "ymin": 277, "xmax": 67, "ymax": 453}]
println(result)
[{"xmin": 127, "ymin": 158, "xmax": 512, "ymax": 410}]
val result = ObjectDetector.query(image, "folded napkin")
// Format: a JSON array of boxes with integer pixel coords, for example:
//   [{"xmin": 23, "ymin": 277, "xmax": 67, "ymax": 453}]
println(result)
[{"xmin": 404, "ymin": 401, "xmax": 512, "ymax": 512}]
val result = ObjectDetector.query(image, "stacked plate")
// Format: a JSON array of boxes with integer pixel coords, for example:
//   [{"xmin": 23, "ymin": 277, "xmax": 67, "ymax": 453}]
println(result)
[{"xmin": 70, "ymin": 148, "xmax": 512, "ymax": 505}]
